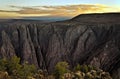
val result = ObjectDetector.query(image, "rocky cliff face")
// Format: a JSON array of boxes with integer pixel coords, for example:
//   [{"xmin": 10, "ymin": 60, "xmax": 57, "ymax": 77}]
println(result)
[{"xmin": 0, "ymin": 13, "xmax": 120, "ymax": 78}]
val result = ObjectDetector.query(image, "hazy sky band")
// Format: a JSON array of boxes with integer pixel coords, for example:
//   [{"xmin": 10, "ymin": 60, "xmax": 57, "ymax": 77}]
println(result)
[
  {"xmin": 1, "ymin": 0, "xmax": 120, "ymax": 7},
  {"xmin": 0, "ymin": 0, "xmax": 120, "ymax": 18}
]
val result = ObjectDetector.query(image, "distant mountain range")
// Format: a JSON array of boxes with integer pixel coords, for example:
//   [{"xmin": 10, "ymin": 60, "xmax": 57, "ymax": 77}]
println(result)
[
  {"xmin": 22, "ymin": 16, "xmax": 71, "ymax": 21},
  {"xmin": 0, "ymin": 16, "xmax": 71, "ymax": 24}
]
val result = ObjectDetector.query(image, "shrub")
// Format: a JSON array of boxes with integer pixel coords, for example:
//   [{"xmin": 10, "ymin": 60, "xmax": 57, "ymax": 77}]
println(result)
[
  {"xmin": 54, "ymin": 61, "xmax": 69, "ymax": 79},
  {"xmin": 6, "ymin": 56, "xmax": 21, "ymax": 74},
  {"xmin": 0, "ymin": 56, "xmax": 37, "ymax": 79},
  {"xmin": 0, "ymin": 58, "xmax": 7, "ymax": 71},
  {"xmin": 18, "ymin": 62, "xmax": 36, "ymax": 79},
  {"xmin": 74, "ymin": 64, "xmax": 81, "ymax": 71}
]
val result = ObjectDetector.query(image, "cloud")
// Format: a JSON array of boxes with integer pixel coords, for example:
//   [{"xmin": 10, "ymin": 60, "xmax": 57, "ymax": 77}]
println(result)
[{"xmin": 0, "ymin": 4, "xmax": 120, "ymax": 18}]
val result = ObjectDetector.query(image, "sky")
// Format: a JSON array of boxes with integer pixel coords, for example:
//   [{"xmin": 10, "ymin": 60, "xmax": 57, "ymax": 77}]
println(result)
[{"xmin": 0, "ymin": 0, "xmax": 120, "ymax": 18}]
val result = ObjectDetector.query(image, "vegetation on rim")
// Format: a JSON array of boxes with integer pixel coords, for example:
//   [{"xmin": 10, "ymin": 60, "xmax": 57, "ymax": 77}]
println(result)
[{"xmin": 0, "ymin": 56, "xmax": 112, "ymax": 79}]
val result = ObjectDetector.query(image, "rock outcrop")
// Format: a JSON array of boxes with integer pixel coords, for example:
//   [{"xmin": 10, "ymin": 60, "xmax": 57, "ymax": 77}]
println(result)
[{"xmin": 0, "ymin": 13, "xmax": 120, "ymax": 78}]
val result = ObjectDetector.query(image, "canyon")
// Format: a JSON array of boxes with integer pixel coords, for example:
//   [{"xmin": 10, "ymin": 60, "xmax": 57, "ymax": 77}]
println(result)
[{"xmin": 0, "ymin": 13, "xmax": 120, "ymax": 78}]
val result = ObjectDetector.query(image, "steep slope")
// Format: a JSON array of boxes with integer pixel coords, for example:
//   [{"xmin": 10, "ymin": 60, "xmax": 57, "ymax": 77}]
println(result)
[{"xmin": 0, "ymin": 13, "xmax": 120, "ymax": 78}]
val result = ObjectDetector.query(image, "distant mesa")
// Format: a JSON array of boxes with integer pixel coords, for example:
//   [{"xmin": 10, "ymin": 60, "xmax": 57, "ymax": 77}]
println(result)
[{"xmin": 70, "ymin": 12, "xmax": 120, "ymax": 24}]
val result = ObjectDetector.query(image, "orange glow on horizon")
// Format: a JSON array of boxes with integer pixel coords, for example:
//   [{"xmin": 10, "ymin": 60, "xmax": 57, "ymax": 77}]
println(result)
[{"xmin": 0, "ymin": 4, "xmax": 120, "ymax": 18}]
